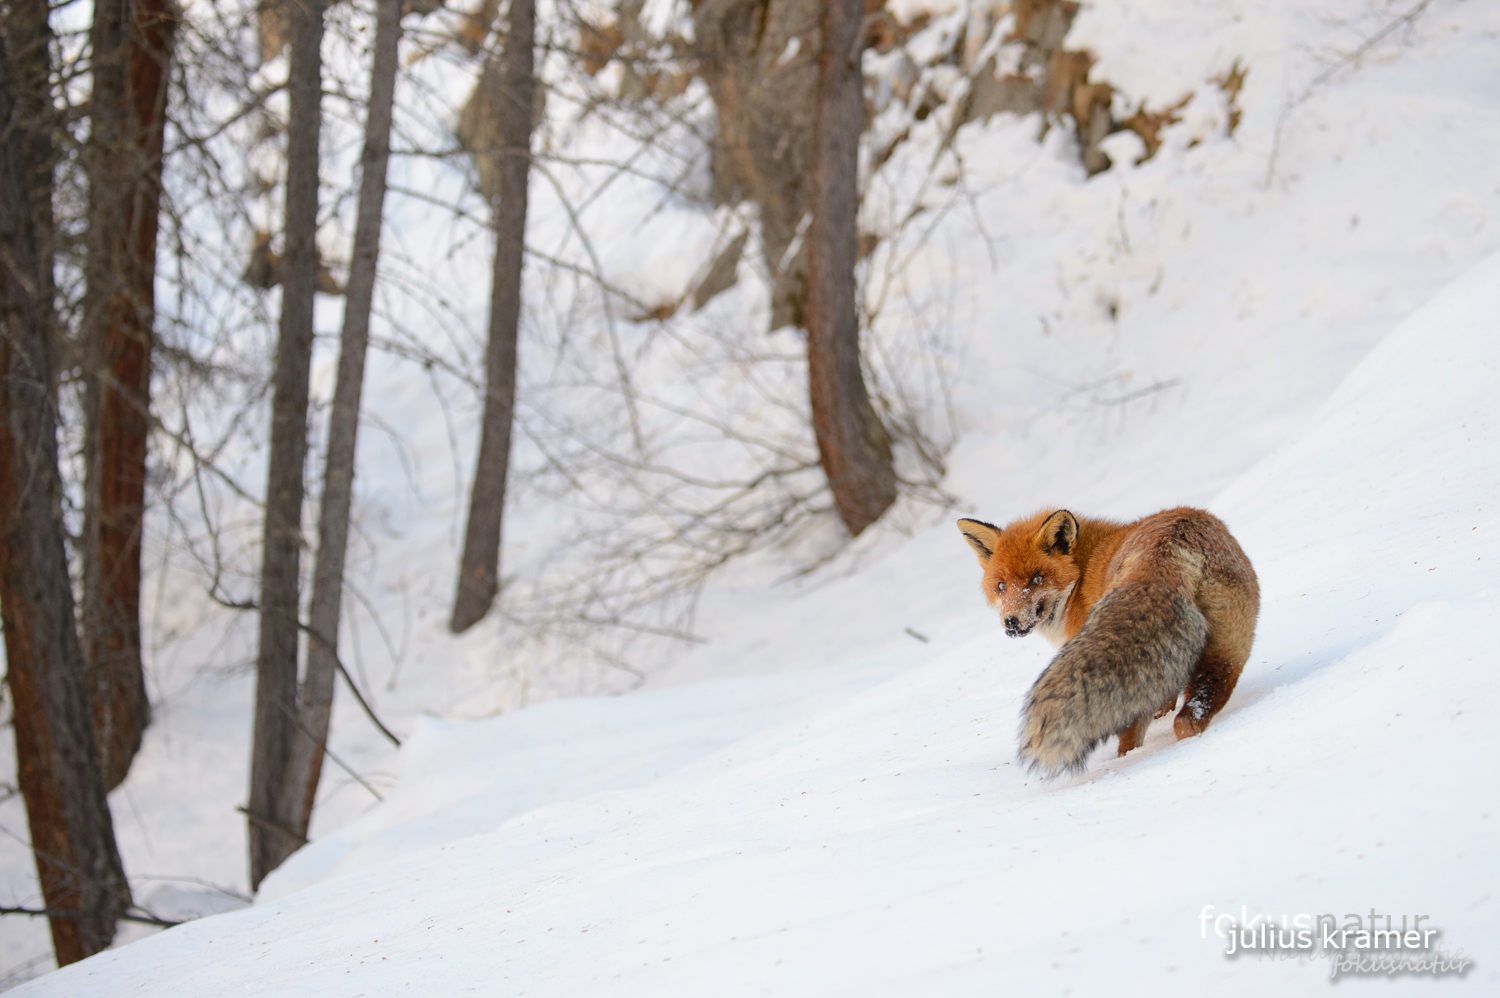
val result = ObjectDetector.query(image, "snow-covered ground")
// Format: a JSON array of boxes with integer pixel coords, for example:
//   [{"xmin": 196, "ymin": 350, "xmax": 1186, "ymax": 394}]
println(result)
[
  {"xmin": 4, "ymin": 0, "xmax": 1500, "ymax": 991},
  {"xmin": 19, "ymin": 243, "xmax": 1500, "ymax": 996}
]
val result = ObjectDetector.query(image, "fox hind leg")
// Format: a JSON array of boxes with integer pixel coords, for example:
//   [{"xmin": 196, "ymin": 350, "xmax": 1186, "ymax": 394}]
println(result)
[
  {"xmin": 1176, "ymin": 572, "xmax": 1257, "ymax": 740},
  {"xmin": 1174, "ymin": 645, "xmax": 1247, "ymax": 739}
]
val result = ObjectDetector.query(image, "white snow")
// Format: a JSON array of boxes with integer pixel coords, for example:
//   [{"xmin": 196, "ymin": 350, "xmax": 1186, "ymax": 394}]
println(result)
[
  {"xmin": 4, "ymin": 0, "xmax": 1500, "ymax": 991},
  {"xmin": 18, "ymin": 238, "xmax": 1500, "ymax": 995}
]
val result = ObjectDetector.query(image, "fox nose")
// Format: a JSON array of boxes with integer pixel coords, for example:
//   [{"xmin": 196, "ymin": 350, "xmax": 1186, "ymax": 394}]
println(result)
[{"xmin": 1004, "ymin": 615, "xmax": 1019, "ymax": 631}]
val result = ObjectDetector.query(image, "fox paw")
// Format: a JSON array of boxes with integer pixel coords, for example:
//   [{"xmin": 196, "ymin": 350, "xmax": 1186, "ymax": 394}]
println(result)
[{"xmin": 1174, "ymin": 713, "xmax": 1209, "ymax": 739}]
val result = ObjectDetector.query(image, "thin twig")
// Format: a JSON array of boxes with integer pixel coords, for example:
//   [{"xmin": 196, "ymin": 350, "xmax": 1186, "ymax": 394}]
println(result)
[
  {"xmin": 1266, "ymin": 0, "xmax": 1433, "ymax": 186},
  {"xmin": 235, "ymin": 806, "xmax": 308, "ymax": 847},
  {"xmin": 304, "ymin": 621, "xmax": 404, "ymax": 749},
  {"xmin": 0, "ymin": 904, "xmax": 183, "ymax": 929},
  {"xmin": 274, "ymin": 698, "xmax": 387, "ymax": 801}
]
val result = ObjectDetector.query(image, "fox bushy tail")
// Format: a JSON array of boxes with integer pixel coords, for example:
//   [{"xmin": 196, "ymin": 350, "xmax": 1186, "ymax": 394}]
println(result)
[{"xmin": 1019, "ymin": 583, "xmax": 1208, "ymax": 775}]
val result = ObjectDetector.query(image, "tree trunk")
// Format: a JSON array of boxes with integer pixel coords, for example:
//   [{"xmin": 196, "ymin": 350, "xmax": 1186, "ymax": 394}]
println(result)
[
  {"xmin": 0, "ymin": 35, "xmax": 132, "ymax": 966},
  {"xmin": 805, "ymin": 0, "xmax": 895, "ymax": 536},
  {"xmin": 691, "ymin": 0, "xmax": 820, "ymax": 332},
  {"xmin": 5, "ymin": 0, "xmax": 55, "ymax": 320},
  {"xmin": 248, "ymin": 0, "xmax": 326, "ymax": 890},
  {"xmin": 450, "ymin": 0, "xmax": 535, "ymax": 634},
  {"xmin": 80, "ymin": 0, "xmax": 176, "ymax": 793},
  {"xmin": 278, "ymin": 0, "xmax": 402, "ymax": 842}
]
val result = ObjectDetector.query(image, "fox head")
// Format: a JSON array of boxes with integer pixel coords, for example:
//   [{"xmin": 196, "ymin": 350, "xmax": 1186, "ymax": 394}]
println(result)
[{"xmin": 957, "ymin": 510, "xmax": 1080, "ymax": 639}]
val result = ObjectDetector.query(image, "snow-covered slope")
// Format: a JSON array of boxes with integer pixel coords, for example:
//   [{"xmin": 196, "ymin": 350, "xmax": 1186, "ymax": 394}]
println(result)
[{"xmin": 19, "ymin": 248, "xmax": 1498, "ymax": 993}]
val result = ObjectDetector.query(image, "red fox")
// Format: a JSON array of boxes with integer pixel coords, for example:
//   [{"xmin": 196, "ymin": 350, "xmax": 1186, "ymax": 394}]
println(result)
[{"xmin": 957, "ymin": 507, "xmax": 1259, "ymax": 774}]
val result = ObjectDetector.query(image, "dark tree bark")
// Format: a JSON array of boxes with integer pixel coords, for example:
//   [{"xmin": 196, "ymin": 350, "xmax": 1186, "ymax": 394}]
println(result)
[
  {"xmin": 805, "ymin": 0, "xmax": 895, "ymax": 536},
  {"xmin": 0, "ymin": 34, "xmax": 132, "ymax": 966},
  {"xmin": 450, "ymin": 0, "xmax": 535, "ymax": 634},
  {"xmin": 80, "ymin": 0, "xmax": 177, "ymax": 792},
  {"xmin": 278, "ymin": 0, "xmax": 403, "ymax": 843},
  {"xmin": 248, "ymin": 0, "xmax": 326, "ymax": 890},
  {"xmin": 5, "ymin": 0, "xmax": 54, "ymax": 296}
]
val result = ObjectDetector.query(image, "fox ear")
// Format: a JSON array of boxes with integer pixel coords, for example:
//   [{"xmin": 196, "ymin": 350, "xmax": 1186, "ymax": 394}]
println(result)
[
  {"xmin": 1038, "ymin": 510, "xmax": 1078, "ymax": 556},
  {"xmin": 957, "ymin": 518, "xmax": 1001, "ymax": 566}
]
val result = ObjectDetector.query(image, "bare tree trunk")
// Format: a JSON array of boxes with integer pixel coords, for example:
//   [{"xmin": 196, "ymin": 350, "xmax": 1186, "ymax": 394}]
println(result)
[
  {"xmin": 0, "ymin": 35, "xmax": 132, "ymax": 966},
  {"xmin": 80, "ymin": 0, "xmax": 176, "ymax": 793},
  {"xmin": 450, "ymin": 0, "xmax": 535, "ymax": 634},
  {"xmin": 248, "ymin": 0, "xmax": 326, "ymax": 890},
  {"xmin": 278, "ymin": 0, "xmax": 403, "ymax": 841},
  {"xmin": 805, "ymin": 0, "xmax": 895, "ymax": 536},
  {"xmin": 5, "ymin": 0, "xmax": 56, "ymax": 366}
]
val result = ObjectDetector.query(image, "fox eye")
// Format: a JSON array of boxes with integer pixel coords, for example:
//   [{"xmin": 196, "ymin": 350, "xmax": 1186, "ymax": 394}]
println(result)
[
  {"xmin": 1030, "ymin": 573, "xmax": 1043, "ymax": 586},
  {"xmin": 996, "ymin": 581, "xmax": 1006, "ymax": 593}
]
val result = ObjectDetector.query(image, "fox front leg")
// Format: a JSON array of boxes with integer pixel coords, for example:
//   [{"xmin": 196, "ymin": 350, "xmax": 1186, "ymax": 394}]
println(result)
[
  {"xmin": 1116, "ymin": 715, "xmax": 1152, "ymax": 756},
  {"xmin": 1120, "ymin": 693, "xmax": 1181, "ymax": 756}
]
